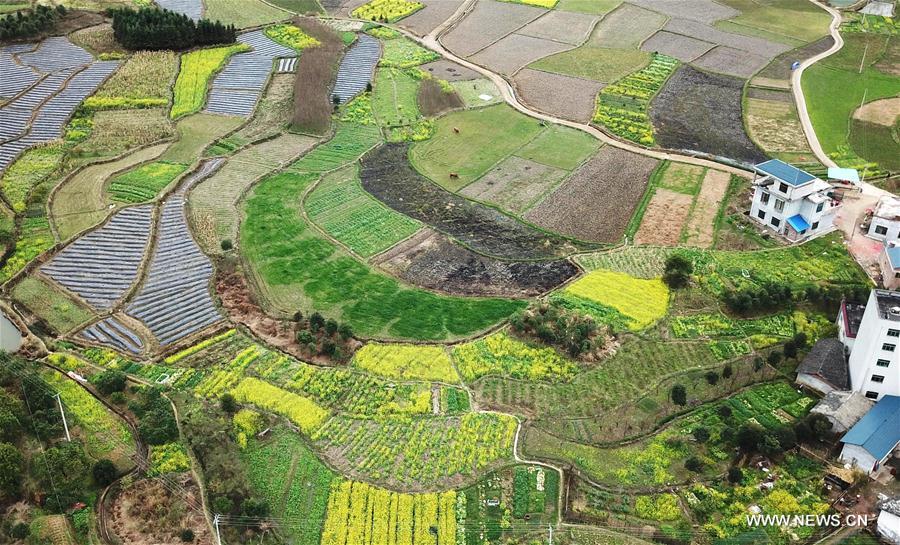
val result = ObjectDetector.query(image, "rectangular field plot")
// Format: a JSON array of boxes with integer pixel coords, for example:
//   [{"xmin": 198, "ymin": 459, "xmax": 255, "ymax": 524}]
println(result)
[
  {"xmin": 351, "ymin": 342, "xmax": 458, "ymax": 382},
  {"xmin": 518, "ymin": 9, "xmax": 598, "ymax": 45},
  {"xmin": 79, "ymin": 316, "xmax": 145, "ymax": 355},
  {"xmin": 41, "ymin": 205, "xmax": 153, "ymax": 310},
  {"xmin": 682, "ymin": 169, "xmax": 730, "ymax": 247},
  {"xmin": 640, "ymin": 31, "xmax": 714, "ymax": 62},
  {"xmin": 460, "ymin": 156, "xmax": 568, "ymax": 214},
  {"xmin": 204, "ymin": 0, "xmax": 290, "ymax": 28},
  {"xmin": 154, "ymin": 0, "xmax": 202, "ymax": 20},
  {"xmin": 628, "ymin": 0, "xmax": 738, "ymax": 24},
  {"xmin": 0, "ymin": 50, "xmax": 40, "ymax": 99},
  {"xmin": 513, "ymin": 68, "xmax": 605, "ymax": 123},
  {"xmin": 332, "ymin": 34, "xmax": 380, "ymax": 104},
  {"xmin": 471, "ymin": 33, "xmax": 571, "ymax": 76},
  {"xmin": 663, "ymin": 18, "xmax": 790, "ymax": 58},
  {"xmin": 441, "ymin": 0, "xmax": 546, "ymax": 57},
  {"xmin": 692, "ymin": 45, "xmax": 770, "ymax": 78},
  {"xmin": 170, "ymin": 44, "xmax": 249, "ymax": 119},
  {"xmin": 11, "ymin": 276, "xmax": 94, "ymax": 334},
  {"xmin": 746, "ymin": 94, "xmax": 812, "ymax": 154},
  {"xmin": 289, "ymin": 121, "xmax": 383, "ymax": 173},
  {"xmin": 304, "ymin": 166, "xmax": 421, "ymax": 257},
  {"xmin": 108, "ymin": 161, "xmax": 188, "ymax": 203},
  {"xmin": 634, "ymin": 188, "xmax": 694, "ymax": 246}
]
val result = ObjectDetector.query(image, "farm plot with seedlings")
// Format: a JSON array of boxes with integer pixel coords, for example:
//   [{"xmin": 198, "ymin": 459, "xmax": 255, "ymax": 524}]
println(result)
[
  {"xmin": 78, "ymin": 316, "xmax": 145, "ymax": 354},
  {"xmin": 321, "ymin": 480, "xmax": 456, "ymax": 545},
  {"xmin": 362, "ymin": 143, "xmax": 583, "ymax": 260},
  {"xmin": 126, "ymin": 160, "xmax": 226, "ymax": 347},
  {"xmin": 513, "ymin": 69, "xmax": 605, "ymax": 123},
  {"xmin": 650, "ymin": 65, "xmax": 766, "ymax": 164},
  {"xmin": 460, "ymin": 156, "xmax": 569, "ymax": 215},
  {"xmin": 745, "ymin": 89, "xmax": 813, "ymax": 157},
  {"xmin": 441, "ymin": 0, "xmax": 545, "ymax": 58},
  {"xmin": 288, "ymin": 121, "xmax": 383, "ymax": 173},
  {"xmin": 107, "ymin": 161, "xmax": 188, "ymax": 203},
  {"xmin": 451, "ymin": 78, "xmax": 503, "ymax": 107},
  {"xmin": 1, "ymin": 144, "xmax": 65, "ymax": 212},
  {"xmin": 593, "ymin": 53, "xmax": 678, "ymax": 145},
  {"xmin": 373, "ymin": 229, "xmax": 578, "ymax": 297},
  {"xmin": 471, "ymin": 33, "xmax": 571, "ymax": 76},
  {"xmin": 850, "ymin": 99, "xmax": 900, "ymax": 171},
  {"xmin": 525, "ymin": 146, "xmax": 658, "ymax": 243},
  {"xmin": 190, "ymin": 132, "xmax": 315, "ymax": 250},
  {"xmin": 370, "ymin": 67, "xmax": 431, "ymax": 142},
  {"xmin": 381, "ymin": 36, "xmax": 440, "ymax": 69},
  {"xmin": 332, "ymin": 34, "xmax": 380, "ymax": 104},
  {"xmin": 351, "ymin": 342, "xmax": 458, "ymax": 382},
  {"xmin": 409, "ymin": 104, "xmax": 544, "ymax": 190},
  {"xmin": 40, "ymin": 205, "xmax": 152, "ymax": 310},
  {"xmin": 715, "ymin": 0, "xmax": 832, "ymax": 45},
  {"xmin": 242, "ymin": 170, "xmax": 524, "ymax": 340},
  {"xmin": 352, "ymin": 0, "xmax": 424, "ymax": 22},
  {"xmin": 170, "ymin": 44, "xmax": 249, "ymax": 119},
  {"xmin": 0, "ymin": 217, "xmax": 55, "ymax": 283},
  {"xmin": 11, "ymin": 276, "xmax": 94, "ymax": 334},
  {"xmin": 312, "ymin": 412, "xmax": 516, "ymax": 488},
  {"xmin": 304, "ymin": 165, "xmax": 421, "ymax": 257}
]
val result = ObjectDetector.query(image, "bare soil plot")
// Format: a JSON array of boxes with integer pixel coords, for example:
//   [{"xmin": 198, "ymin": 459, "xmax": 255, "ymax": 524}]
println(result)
[
  {"xmin": 418, "ymin": 78, "xmax": 464, "ymax": 116},
  {"xmin": 51, "ymin": 143, "xmax": 170, "ymax": 241},
  {"xmin": 650, "ymin": 65, "xmax": 766, "ymax": 164},
  {"xmin": 524, "ymin": 146, "xmax": 659, "ymax": 243},
  {"xmin": 683, "ymin": 169, "xmax": 730, "ymax": 247},
  {"xmin": 629, "ymin": 0, "xmax": 739, "ymax": 23},
  {"xmin": 513, "ymin": 69, "xmax": 605, "ymax": 123},
  {"xmin": 419, "ymin": 59, "xmax": 480, "ymax": 81},
  {"xmin": 517, "ymin": 9, "xmax": 599, "ymax": 45},
  {"xmin": 590, "ymin": 3, "xmax": 667, "ymax": 49},
  {"xmin": 693, "ymin": 45, "xmax": 770, "ymax": 78},
  {"xmin": 853, "ymin": 97, "xmax": 900, "ymax": 126},
  {"xmin": 662, "ymin": 19, "xmax": 790, "ymax": 58},
  {"xmin": 41, "ymin": 205, "xmax": 153, "ymax": 310},
  {"xmin": 753, "ymin": 36, "xmax": 833, "ymax": 83},
  {"xmin": 640, "ymin": 31, "xmax": 715, "ymax": 62},
  {"xmin": 471, "ymin": 33, "xmax": 571, "ymax": 76},
  {"xmin": 189, "ymin": 133, "xmax": 316, "ymax": 251},
  {"xmin": 398, "ymin": 0, "xmax": 467, "ymax": 36},
  {"xmin": 442, "ymin": 0, "xmax": 546, "ymax": 57},
  {"xmin": 460, "ymin": 155, "xmax": 568, "ymax": 214},
  {"xmin": 746, "ymin": 95, "xmax": 811, "ymax": 154},
  {"xmin": 361, "ymin": 143, "xmax": 583, "ymax": 259},
  {"xmin": 556, "ymin": 0, "xmax": 622, "ymax": 15},
  {"xmin": 634, "ymin": 188, "xmax": 693, "ymax": 245},
  {"xmin": 374, "ymin": 229, "xmax": 577, "ymax": 296}
]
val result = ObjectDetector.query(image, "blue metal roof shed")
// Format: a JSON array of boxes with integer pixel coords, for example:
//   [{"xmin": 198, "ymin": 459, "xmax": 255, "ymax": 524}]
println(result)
[
  {"xmin": 888, "ymin": 246, "xmax": 900, "ymax": 270},
  {"xmin": 756, "ymin": 159, "xmax": 817, "ymax": 186},
  {"xmin": 842, "ymin": 395, "xmax": 900, "ymax": 460}
]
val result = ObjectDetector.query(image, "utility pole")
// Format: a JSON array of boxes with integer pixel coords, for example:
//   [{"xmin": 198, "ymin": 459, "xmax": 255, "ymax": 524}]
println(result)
[
  {"xmin": 548, "ymin": 524, "xmax": 553, "ymax": 545},
  {"xmin": 214, "ymin": 514, "xmax": 222, "ymax": 545},
  {"xmin": 56, "ymin": 394, "xmax": 70, "ymax": 442}
]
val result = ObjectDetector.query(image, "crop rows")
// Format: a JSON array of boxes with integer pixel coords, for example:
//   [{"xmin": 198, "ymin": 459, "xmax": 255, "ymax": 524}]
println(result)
[
  {"xmin": 17, "ymin": 36, "xmax": 94, "ymax": 73},
  {"xmin": 81, "ymin": 346, "xmax": 204, "ymax": 386},
  {"xmin": 563, "ymin": 269, "xmax": 669, "ymax": 330},
  {"xmin": 41, "ymin": 205, "xmax": 153, "ymax": 310},
  {"xmin": 163, "ymin": 328, "xmax": 239, "ymax": 365},
  {"xmin": 154, "ymin": 0, "xmax": 203, "ymax": 20},
  {"xmin": 312, "ymin": 413, "xmax": 516, "ymax": 485},
  {"xmin": 670, "ymin": 313, "xmax": 795, "ymax": 339},
  {"xmin": 379, "ymin": 37, "xmax": 439, "ymax": 69},
  {"xmin": 108, "ymin": 161, "xmax": 188, "ymax": 203},
  {"xmin": 332, "ymin": 34, "xmax": 380, "ymax": 104},
  {"xmin": 351, "ymin": 343, "xmax": 458, "ymax": 383},
  {"xmin": 171, "ymin": 44, "xmax": 248, "ymax": 119},
  {"xmin": 352, "ymin": 0, "xmax": 425, "ymax": 23},
  {"xmin": 126, "ymin": 163, "xmax": 224, "ymax": 345},
  {"xmin": 321, "ymin": 480, "xmax": 456, "ymax": 545},
  {"xmin": 0, "ymin": 50, "xmax": 40, "ymax": 100},
  {"xmin": 288, "ymin": 121, "xmax": 382, "ymax": 173},
  {"xmin": 79, "ymin": 317, "xmax": 145, "ymax": 355},
  {"xmin": 593, "ymin": 54, "xmax": 678, "ymax": 145},
  {"xmin": 453, "ymin": 332, "xmax": 577, "ymax": 383},
  {"xmin": 193, "ymin": 345, "xmax": 266, "ymax": 398},
  {"xmin": 205, "ymin": 31, "xmax": 296, "ymax": 117},
  {"xmin": 231, "ymin": 377, "xmax": 329, "ymax": 433}
]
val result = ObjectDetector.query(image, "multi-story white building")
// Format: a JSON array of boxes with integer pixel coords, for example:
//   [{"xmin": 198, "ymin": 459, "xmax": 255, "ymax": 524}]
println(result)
[
  {"xmin": 846, "ymin": 290, "xmax": 900, "ymax": 400},
  {"xmin": 867, "ymin": 195, "xmax": 900, "ymax": 243},
  {"xmin": 749, "ymin": 159, "xmax": 840, "ymax": 242}
]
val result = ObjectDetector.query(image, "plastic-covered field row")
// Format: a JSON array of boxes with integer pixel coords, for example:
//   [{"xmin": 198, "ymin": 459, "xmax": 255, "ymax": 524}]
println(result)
[
  {"xmin": 0, "ymin": 70, "xmax": 76, "ymax": 142},
  {"xmin": 13, "ymin": 36, "xmax": 94, "ymax": 74},
  {"xmin": 155, "ymin": 0, "xmax": 203, "ymax": 20},
  {"xmin": 79, "ymin": 316, "xmax": 145, "ymax": 355},
  {"xmin": 41, "ymin": 205, "xmax": 153, "ymax": 310},
  {"xmin": 0, "ymin": 51, "xmax": 41, "ymax": 100},
  {"xmin": 277, "ymin": 57, "xmax": 297, "ymax": 73},
  {"xmin": 0, "ymin": 60, "xmax": 120, "ymax": 174},
  {"xmin": 126, "ymin": 160, "xmax": 225, "ymax": 346},
  {"xmin": 332, "ymin": 34, "xmax": 380, "ymax": 104},
  {"xmin": 204, "ymin": 31, "xmax": 296, "ymax": 117}
]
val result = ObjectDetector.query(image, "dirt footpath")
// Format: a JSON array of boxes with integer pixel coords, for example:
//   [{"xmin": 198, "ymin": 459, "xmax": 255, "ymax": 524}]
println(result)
[{"xmin": 684, "ymin": 169, "xmax": 730, "ymax": 247}]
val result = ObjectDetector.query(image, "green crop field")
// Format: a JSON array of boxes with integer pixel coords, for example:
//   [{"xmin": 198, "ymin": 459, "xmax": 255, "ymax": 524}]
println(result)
[
  {"xmin": 11, "ymin": 276, "xmax": 95, "ymax": 333},
  {"xmin": 204, "ymin": 0, "xmax": 289, "ymax": 27},
  {"xmin": 107, "ymin": 161, "xmax": 188, "ymax": 203},
  {"xmin": 514, "ymin": 124, "xmax": 600, "ymax": 170},
  {"xmin": 170, "ymin": 45, "xmax": 249, "ymax": 119}
]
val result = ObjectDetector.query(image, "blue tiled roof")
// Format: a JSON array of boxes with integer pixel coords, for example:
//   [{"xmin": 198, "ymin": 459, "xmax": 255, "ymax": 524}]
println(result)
[
  {"xmin": 756, "ymin": 159, "xmax": 817, "ymax": 186},
  {"xmin": 842, "ymin": 395, "xmax": 900, "ymax": 460},
  {"xmin": 786, "ymin": 214, "xmax": 811, "ymax": 232},
  {"xmin": 888, "ymin": 246, "xmax": 900, "ymax": 270}
]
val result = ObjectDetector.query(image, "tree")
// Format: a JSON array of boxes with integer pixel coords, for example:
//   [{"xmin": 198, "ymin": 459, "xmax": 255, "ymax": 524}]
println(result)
[
  {"xmin": 221, "ymin": 239, "xmax": 233, "ymax": 251},
  {"xmin": 758, "ymin": 432, "xmax": 782, "ymax": 456},
  {"xmin": 705, "ymin": 371, "xmax": 719, "ymax": 385},
  {"xmin": 0, "ymin": 442, "xmax": 23, "ymax": 499},
  {"xmin": 338, "ymin": 323, "xmax": 353, "ymax": 340},
  {"xmin": 722, "ymin": 364, "xmax": 733, "ymax": 379},
  {"xmin": 242, "ymin": 497, "xmax": 269, "ymax": 517},
  {"xmin": 727, "ymin": 467, "xmax": 743, "ymax": 484},
  {"xmin": 324, "ymin": 319, "xmax": 338, "ymax": 336},
  {"xmin": 736, "ymin": 425, "xmax": 763, "ymax": 452},
  {"xmin": 671, "ymin": 384, "xmax": 687, "ymax": 406},
  {"xmin": 296, "ymin": 329, "xmax": 314, "ymax": 345},
  {"xmin": 685, "ymin": 457, "xmax": 703, "ymax": 472},
  {"xmin": 33, "ymin": 441, "xmax": 89, "ymax": 511},
  {"xmin": 767, "ymin": 350, "xmax": 783, "ymax": 366},
  {"xmin": 220, "ymin": 393, "xmax": 238, "ymax": 414},
  {"xmin": 717, "ymin": 405, "xmax": 732, "ymax": 419},
  {"xmin": 693, "ymin": 427, "xmax": 710, "ymax": 443},
  {"xmin": 92, "ymin": 369, "xmax": 127, "ymax": 395},
  {"xmin": 663, "ymin": 254, "xmax": 693, "ymax": 288},
  {"xmin": 9, "ymin": 523, "xmax": 29, "ymax": 539},
  {"xmin": 783, "ymin": 340, "xmax": 797, "ymax": 359},
  {"xmin": 793, "ymin": 332, "xmax": 808, "ymax": 349},
  {"xmin": 180, "ymin": 529, "xmax": 195, "ymax": 542},
  {"xmin": 774, "ymin": 426, "xmax": 797, "ymax": 451},
  {"xmin": 753, "ymin": 357, "xmax": 764, "ymax": 371},
  {"xmin": 92, "ymin": 459, "xmax": 117, "ymax": 487},
  {"xmin": 0, "ymin": 407, "xmax": 20, "ymax": 443},
  {"xmin": 309, "ymin": 312, "xmax": 325, "ymax": 332},
  {"xmin": 292, "ymin": 310, "xmax": 303, "ymax": 322}
]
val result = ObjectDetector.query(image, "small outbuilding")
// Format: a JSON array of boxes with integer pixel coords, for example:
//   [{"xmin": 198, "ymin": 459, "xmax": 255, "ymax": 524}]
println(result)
[
  {"xmin": 867, "ymin": 196, "xmax": 900, "ymax": 243},
  {"xmin": 810, "ymin": 391, "xmax": 874, "ymax": 434},
  {"xmin": 839, "ymin": 395, "xmax": 900, "ymax": 474},
  {"xmin": 877, "ymin": 496, "xmax": 900, "ymax": 544},
  {"xmin": 881, "ymin": 243, "xmax": 900, "ymax": 290},
  {"xmin": 796, "ymin": 338, "xmax": 849, "ymax": 395}
]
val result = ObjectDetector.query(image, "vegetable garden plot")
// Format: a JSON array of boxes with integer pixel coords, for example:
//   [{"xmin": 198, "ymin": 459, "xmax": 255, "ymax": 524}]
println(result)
[
  {"xmin": 682, "ymin": 169, "xmax": 730, "ymax": 247},
  {"xmin": 640, "ymin": 31, "xmax": 715, "ymax": 62},
  {"xmin": 634, "ymin": 188, "xmax": 694, "ymax": 246},
  {"xmin": 331, "ymin": 34, "xmax": 380, "ymax": 104},
  {"xmin": 525, "ymin": 146, "xmax": 658, "ymax": 243},
  {"xmin": 513, "ymin": 69, "xmax": 605, "ymax": 123},
  {"xmin": 650, "ymin": 65, "xmax": 766, "ymax": 164},
  {"xmin": 441, "ymin": 0, "xmax": 546, "ymax": 57},
  {"xmin": 79, "ymin": 316, "xmax": 145, "ymax": 354},
  {"xmin": 0, "ymin": 51, "xmax": 40, "ymax": 100},
  {"xmin": 693, "ymin": 45, "xmax": 771, "ymax": 78},
  {"xmin": 360, "ymin": 143, "xmax": 584, "ymax": 260},
  {"xmin": 373, "ymin": 229, "xmax": 578, "ymax": 297},
  {"xmin": 471, "ymin": 33, "xmax": 571, "ymax": 76},
  {"xmin": 154, "ymin": 0, "xmax": 203, "ymax": 21},
  {"xmin": 40, "ymin": 205, "xmax": 153, "ymax": 310},
  {"xmin": 126, "ymin": 160, "xmax": 226, "ymax": 346}
]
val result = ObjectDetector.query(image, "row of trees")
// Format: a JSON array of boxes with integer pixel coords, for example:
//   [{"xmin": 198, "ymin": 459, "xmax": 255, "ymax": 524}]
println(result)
[
  {"xmin": 293, "ymin": 310, "xmax": 355, "ymax": 360},
  {"xmin": 0, "ymin": 5, "xmax": 66, "ymax": 41},
  {"xmin": 108, "ymin": 7, "xmax": 236, "ymax": 50}
]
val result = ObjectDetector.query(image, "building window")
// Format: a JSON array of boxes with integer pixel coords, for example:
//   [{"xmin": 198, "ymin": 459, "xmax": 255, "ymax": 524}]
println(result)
[
  {"xmin": 779, "ymin": 182, "xmax": 788, "ymax": 193},
  {"xmin": 816, "ymin": 202, "xmax": 824, "ymax": 213},
  {"xmin": 896, "ymin": 272, "xmax": 900, "ymax": 279},
  {"xmin": 875, "ymin": 225, "xmax": 888, "ymax": 235},
  {"xmin": 877, "ymin": 359, "xmax": 891, "ymax": 367},
  {"xmin": 774, "ymin": 199, "xmax": 785, "ymax": 212},
  {"xmin": 872, "ymin": 375, "xmax": 885, "ymax": 383},
  {"xmin": 888, "ymin": 329, "xmax": 899, "ymax": 337},
  {"xmin": 882, "ymin": 343, "xmax": 896, "ymax": 352},
  {"xmin": 812, "ymin": 221, "xmax": 819, "ymax": 230},
  {"xmin": 771, "ymin": 217, "xmax": 781, "ymax": 228},
  {"xmin": 760, "ymin": 192, "xmax": 770, "ymax": 205},
  {"xmin": 865, "ymin": 391, "xmax": 879, "ymax": 399},
  {"xmin": 757, "ymin": 210, "xmax": 766, "ymax": 220}
]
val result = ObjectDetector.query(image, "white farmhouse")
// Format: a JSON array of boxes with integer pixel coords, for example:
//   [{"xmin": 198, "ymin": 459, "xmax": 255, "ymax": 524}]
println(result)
[
  {"xmin": 749, "ymin": 160, "xmax": 840, "ymax": 242},
  {"xmin": 839, "ymin": 394, "xmax": 900, "ymax": 474},
  {"xmin": 877, "ymin": 496, "xmax": 900, "ymax": 544},
  {"xmin": 846, "ymin": 290, "xmax": 900, "ymax": 400},
  {"xmin": 882, "ymin": 243, "xmax": 900, "ymax": 291},
  {"xmin": 867, "ymin": 196, "xmax": 900, "ymax": 242}
]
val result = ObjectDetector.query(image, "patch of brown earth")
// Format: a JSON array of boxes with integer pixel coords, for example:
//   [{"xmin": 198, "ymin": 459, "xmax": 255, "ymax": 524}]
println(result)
[
  {"xmin": 634, "ymin": 188, "xmax": 693, "ymax": 245},
  {"xmin": 853, "ymin": 97, "xmax": 900, "ymax": 127},
  {"xmin": 109, "ymin": 477, "xmax": 211, "ymax": 545},
  {"xmin": 684, "ymin": 169, "xmax": 730, "ymax": 247}
]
